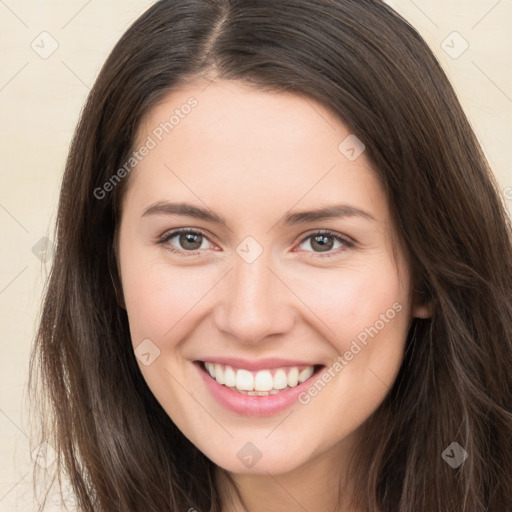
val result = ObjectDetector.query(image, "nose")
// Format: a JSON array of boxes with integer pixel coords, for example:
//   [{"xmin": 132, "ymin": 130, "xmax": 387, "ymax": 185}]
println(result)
[{"xmin": 213, "ymin": 248, "xmax": 295, "ymax": 345}]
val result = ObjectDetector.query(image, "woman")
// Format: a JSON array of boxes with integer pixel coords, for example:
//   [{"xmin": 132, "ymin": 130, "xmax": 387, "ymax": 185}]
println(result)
[{"xmin": 29, "ymin": 0, "xmax": 512, "ymax": 510}]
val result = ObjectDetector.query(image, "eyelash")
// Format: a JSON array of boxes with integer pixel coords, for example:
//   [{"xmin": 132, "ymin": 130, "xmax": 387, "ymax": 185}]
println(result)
[{"xmin": 157, "ymin": 228, "xmax": 354, "ymax": 259}]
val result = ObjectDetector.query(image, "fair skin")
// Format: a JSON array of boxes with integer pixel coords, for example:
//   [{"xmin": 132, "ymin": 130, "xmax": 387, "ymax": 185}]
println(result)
[{"xmin": 116, "ymin": 78, "xmax": 429, "ymax": 512}]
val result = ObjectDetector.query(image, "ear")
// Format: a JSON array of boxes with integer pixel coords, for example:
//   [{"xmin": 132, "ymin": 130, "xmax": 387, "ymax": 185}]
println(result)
[{"xmin": 412, "ymin": 289, "xmax": 431, "ymax": 319}]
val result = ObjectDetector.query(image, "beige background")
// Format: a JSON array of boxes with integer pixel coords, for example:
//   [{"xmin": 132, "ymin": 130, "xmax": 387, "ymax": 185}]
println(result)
[{"xmin": 0, "ymin": 0, "xmax": 511, "ymax": 510}]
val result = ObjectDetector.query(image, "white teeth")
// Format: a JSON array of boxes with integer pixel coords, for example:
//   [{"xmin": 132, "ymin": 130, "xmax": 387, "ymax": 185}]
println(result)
[
  {"xmin": 235, "ymin": 369, "xmax": 254, "ymax": 391},
  {"xmin": 203, "ymin": 362, "xmax": 317, "ymax": 393},
  {"xmin": 287, "ymin": 367, "xmax": 299, "ymax": 387},
  {"xmin": 214, "ymin": 363, "xmax": 225, "ymax": 385},
  {"xmin": 223, "ymin": 365, "xmax": 236, "ymax": 387},
  {"xmin": 205, "ymin": 362, "xmax": 215, "ymax": 378},
  {"xmin": 254, "ymin": 370, "xmax": 273, "ymax": 391},
  {"xmin": 299, "ymin": 366, "xmax": 314, "ymax": 383},
  {"xmin": 273, "ymin": 369, "xmax": 288, "ymax": 390}
]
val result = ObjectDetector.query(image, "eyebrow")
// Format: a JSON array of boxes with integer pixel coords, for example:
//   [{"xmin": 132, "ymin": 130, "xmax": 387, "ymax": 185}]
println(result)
[{"xmin": 141, "ymin": 201, "xmax": 376, "ymax": 225}]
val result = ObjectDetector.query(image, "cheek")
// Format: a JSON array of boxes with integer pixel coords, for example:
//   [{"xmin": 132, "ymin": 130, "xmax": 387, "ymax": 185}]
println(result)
[
  {"xmin": 120, "ymin": 247, "xmax": 220, "ymax": 344},
  {"xmin": 122, "ymin": 246, "xmax": 410, "ymax": 350},
  {"xmin": 288, "ymin": 254, "xmax": 410, "ymax": 352},
  {"xmin": 291, "ymin": 260, "xmax": 410, "ymax": 440}
]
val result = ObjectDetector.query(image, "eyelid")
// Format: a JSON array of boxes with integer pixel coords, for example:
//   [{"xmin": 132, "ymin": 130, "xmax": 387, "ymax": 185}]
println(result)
[{"xmin": 157, "ymin": 227, "xmax": 354, "ymax": 257}]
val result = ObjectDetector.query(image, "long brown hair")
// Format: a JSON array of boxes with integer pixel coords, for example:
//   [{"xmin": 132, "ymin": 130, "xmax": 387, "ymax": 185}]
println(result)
[{"xmin": 29, "ymin": 0, "xmax": 512, "ymax": 510}]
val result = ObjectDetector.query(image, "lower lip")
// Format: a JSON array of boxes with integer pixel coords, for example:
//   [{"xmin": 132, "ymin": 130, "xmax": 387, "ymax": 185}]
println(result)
[{"xmin": 195, "ymin": 362, "xmax": 323, "ymax": 417}]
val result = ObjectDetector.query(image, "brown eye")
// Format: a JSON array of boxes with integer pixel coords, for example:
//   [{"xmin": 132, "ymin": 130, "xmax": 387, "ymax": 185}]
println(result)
[
  {"xmin": 297, "ymin": 230, "xmax": 352, "ymax": 256},
  {"xmin": 309, "ymin": 233, "xmax": 334, "ymax": 252},
  {"xmin": 178, "ymin": 232, "xmax": 203, "ymax": 250},
  {"xmin": 160, "ymin": 229, "xmax": 213, "ymax": 254}
]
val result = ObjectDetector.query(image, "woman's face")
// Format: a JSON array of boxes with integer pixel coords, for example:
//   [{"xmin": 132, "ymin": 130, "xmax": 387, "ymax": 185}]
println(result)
[{"xmin": 117, "ymin": 79, "xmax": 428, "ymax": 475}]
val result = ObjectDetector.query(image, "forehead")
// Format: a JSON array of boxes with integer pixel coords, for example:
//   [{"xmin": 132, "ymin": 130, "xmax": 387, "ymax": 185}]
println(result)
[{"xmin": 125, "ymin": 79, "xmax": 387, "ymax": 227}]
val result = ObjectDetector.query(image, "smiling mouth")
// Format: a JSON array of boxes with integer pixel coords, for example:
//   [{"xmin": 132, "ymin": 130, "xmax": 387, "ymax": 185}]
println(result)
[{"xmin": 198, "ymin": 361, "xmax": 324, "ymax": 396}]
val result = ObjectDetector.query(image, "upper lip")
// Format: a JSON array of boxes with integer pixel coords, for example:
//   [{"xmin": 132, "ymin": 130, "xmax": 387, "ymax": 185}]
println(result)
[{"xmin": 196, "ymin": 357, "xmax": 322, "ymax": 371}]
